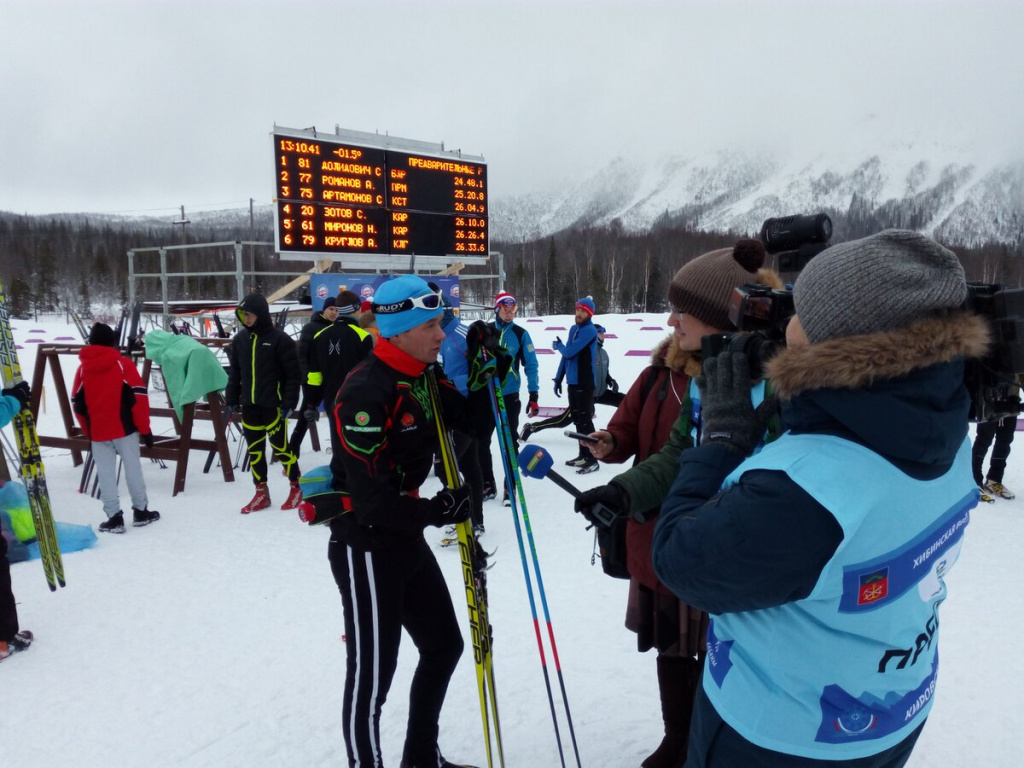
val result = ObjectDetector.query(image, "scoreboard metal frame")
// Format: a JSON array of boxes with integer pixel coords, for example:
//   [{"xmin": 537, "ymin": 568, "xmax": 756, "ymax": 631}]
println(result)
[{"xmin": 272, "ymin": 126, "xmax": 489, "ymax": 264}]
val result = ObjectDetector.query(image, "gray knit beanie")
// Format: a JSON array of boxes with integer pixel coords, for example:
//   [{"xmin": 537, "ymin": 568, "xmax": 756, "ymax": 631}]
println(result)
[{"xmin": 793, "ymin": 229, "xmax": 966, "ymax": 344}]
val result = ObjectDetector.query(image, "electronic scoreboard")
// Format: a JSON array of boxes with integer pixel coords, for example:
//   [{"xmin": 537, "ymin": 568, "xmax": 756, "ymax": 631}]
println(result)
[{"xmin": 272, "ymin": 127, "xmax": 488, "ymax": 261}]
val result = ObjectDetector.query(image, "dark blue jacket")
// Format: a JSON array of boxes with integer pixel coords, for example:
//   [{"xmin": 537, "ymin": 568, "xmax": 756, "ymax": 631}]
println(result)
[{"xmin": 652, "ymin": 313, "xmax": 989, "ymax": 767}]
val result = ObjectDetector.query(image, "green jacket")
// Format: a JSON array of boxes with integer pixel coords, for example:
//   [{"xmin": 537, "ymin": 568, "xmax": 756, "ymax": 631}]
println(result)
[
  {"xmin": 612, "ymin": 381, "xmax": 780, "ymax": 518},
  {"xmin": 612, "ymin": 396, "xmax": 694, "ymax": 518}
]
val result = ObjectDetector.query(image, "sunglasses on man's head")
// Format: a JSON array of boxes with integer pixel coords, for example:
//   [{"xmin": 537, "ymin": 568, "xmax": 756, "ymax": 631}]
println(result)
[
  {"xmin": 373, "ymin": 289, "xmax": 443, "ymax": 315},
  {"xmin": 497, "ymin": 299, "xmax": 517, "ymax": 308}
]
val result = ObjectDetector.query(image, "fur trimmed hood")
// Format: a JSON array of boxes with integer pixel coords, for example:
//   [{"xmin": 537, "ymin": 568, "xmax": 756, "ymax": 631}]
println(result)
[
  {"xmin": 651, "ymin": 334, "xmax": 703, "ymax": 379},
  {"xmin": 767, "ymin": 312, "xmax": 990, "ymax": 400},
  {"xmin": 770, "ymin": 312, "xmax": 990, "ymax": 476}
]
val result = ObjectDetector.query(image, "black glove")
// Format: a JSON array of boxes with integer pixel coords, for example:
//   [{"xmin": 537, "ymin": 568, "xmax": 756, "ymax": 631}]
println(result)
[
  {"xmin": 304, "ymin": 408, "xmax": 320, "ymax": 423},
  {"xmin": 607, "ymin": 376, "xmax": 619, "ymax": 393},
  {"xmin": 553, "ymin": 378, "xmax": 563, "ymax": 398},
  {"xmin": 526, "ymin": 392, "xmax": 539, "ymax": 417},
  {"xmin": 2, "ymin": 381, "xmax": 31, "ymax": 412},
  {"xmin": 429, "ymin": 485, "xmax": 472, "ymax": 527},
  {"xmin": 698, "ymin": 337, "xmax": 778, "ymax": 456},
  {"xmin": 142, "ymin": 433, "xmax": 155, "ymax": 448},
  {"xmin": 468, "ymin": 355, "xmax": 498, "ymax": 391},
  {"xmin": 466, "ymin": 320, "xmax": 501, "ymax": 361},
  {"xmin": 574, "ymin": 482, "xmax": 630, "ymax": 529}
]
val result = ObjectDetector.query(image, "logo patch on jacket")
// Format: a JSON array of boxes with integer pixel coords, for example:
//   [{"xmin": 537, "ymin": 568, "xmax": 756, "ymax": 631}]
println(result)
[
  {"xmin": 857, "ymin": 568, "xmax": 889, "ymax": 606},
  {"xmin": 401, "ymin": 412, "xmax": 415, "ymax": 429},
  {"xmin": 346, "ymin": 410, "xmax": 382, "ymax": 433}
]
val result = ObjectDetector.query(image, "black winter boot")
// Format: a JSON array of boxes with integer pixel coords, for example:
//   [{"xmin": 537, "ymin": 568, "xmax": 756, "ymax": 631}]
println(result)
[
  {"xmin": 641, "ymin": 655, "xmax": 701, "ymax": 768},
  {"xmin": 400, "ymin": 745, "xmax": 478, "ymax": 768}
]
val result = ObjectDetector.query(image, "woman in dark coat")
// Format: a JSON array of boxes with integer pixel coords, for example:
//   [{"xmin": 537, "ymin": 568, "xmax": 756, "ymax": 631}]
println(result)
[{"xmin": 578, "ymin": 239, "xmax": 780, "ymax": 767}]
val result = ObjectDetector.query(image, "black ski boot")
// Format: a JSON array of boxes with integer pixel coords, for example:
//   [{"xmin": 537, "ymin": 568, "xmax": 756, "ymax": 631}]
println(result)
[
  {"xmin": 400, "ymin": 746, "xmax": 479, "ymax": 768},
  {"xmin": 99, "ymin": 511, "xmax": 125, "ymax": 534},
  {"xmin": 132, "ymin": 507, "xmax": 161, "ymax": 527},
  {"xmin": 0, "ymin": 630, "xmax": 34, "ymax": 662}
]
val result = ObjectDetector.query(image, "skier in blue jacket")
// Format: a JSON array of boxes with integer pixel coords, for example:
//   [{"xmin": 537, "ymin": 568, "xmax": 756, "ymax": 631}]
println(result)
[
  {"xmin": 477, "ymin": 291, "xmax": 540, "ymax": 504},
  {"xmin": 554, "ymin": 296, "xmax": 600, "ymax": 473},
  {"xmin": 652, "ymin": 230, "xmax": 989, "ymax": 767}
]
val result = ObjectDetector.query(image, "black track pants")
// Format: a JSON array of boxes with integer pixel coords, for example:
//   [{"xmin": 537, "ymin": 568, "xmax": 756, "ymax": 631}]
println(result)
[
  {"xmin": 329, "ymin": 535, "xmax": 464, "ymax": 766},
  {"xmin": 973, "ymin": 416, "xmax": 1017, "ymax": 484},
  {"xmin": 241, "ymin": 405, "xmax": 300, "ymax": 484},
  {"xmin": 476, "ymin": 391, "xmax": 520, "ymax": 488},
  {"xmin": 0, "ymin": 526, "xmax": 19, "ymax": 642}
]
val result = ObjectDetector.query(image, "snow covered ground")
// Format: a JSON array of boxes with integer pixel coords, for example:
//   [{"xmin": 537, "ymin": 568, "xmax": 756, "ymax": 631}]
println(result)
[{"xmin": 2, "ymin": 312, "xmax": 1021, "ymax": 767}]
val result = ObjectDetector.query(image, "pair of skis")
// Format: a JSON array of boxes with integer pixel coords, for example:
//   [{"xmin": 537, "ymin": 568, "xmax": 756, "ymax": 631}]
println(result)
[
  {"xmin": 0, "ymin": 279, "xmax": 65, "ymax": 591},
  {"xmin": 425, "ymin": 369, "xmax": 504, "ymax": 768}
]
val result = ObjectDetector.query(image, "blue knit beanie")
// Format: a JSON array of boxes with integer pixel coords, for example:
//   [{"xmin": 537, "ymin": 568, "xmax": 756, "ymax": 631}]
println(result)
[{"xmin": 372, "ymin": 275, "xmax": 443, "ymax": 338}]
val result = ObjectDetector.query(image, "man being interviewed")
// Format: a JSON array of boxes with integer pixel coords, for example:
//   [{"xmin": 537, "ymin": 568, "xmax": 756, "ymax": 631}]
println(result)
[
  {"xmin": 653, "ymin": 230, "xmax": 989, "ymax": 767},
  {"xmin": 327, "ymin": 274, "xmax": 505, "ymax": 768}
]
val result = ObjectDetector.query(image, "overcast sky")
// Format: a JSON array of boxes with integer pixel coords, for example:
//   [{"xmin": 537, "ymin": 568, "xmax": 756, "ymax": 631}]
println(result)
[{"xmin": 1, "ymin": 0, "xmax": 1021, "ymax": 217}]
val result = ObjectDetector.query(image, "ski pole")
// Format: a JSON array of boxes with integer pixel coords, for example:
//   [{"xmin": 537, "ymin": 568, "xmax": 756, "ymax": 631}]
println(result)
[
  {"xmin": 486, "ymin": 383, "xmax": 568, "ymax": 767},
  {"xmin": 489, "ymin": 382, "xmax": 583, "ymax": 768}
]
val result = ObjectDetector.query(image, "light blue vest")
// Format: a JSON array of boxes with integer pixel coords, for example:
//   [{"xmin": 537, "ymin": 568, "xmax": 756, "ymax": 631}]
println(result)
[{"xmin": 705, "ymin": 432, "xmax": 975, "ymax": 760}]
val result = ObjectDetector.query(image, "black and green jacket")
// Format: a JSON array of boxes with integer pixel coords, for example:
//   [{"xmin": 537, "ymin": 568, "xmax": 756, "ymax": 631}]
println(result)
[{"xmin": 225, "ymin": 293, "xmax": 301, "ymax": 411}]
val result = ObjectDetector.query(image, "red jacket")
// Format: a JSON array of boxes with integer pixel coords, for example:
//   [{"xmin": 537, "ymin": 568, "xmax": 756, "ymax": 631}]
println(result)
[{"xmin": 72, "ymin": 346, "xmax": 151, "ymax": 442}]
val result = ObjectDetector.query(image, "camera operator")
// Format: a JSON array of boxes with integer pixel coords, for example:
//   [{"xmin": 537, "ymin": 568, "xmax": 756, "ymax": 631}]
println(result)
[
  {"xmin": 972, "ymin": 378, "xmax": 1019, "ymax": 500},
  {"xmin": 652, "ymin": 230, "xmax": 989, "ymax": 767}
]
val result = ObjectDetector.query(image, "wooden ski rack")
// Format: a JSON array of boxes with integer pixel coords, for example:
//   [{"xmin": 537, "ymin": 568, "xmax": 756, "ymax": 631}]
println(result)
[{"xmin": 29, "ymin": 340, "xmax": 235, "ymax": 496}]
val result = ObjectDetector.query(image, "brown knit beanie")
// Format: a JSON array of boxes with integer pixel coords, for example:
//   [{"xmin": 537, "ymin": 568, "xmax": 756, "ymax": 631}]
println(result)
[{"xmin": 667, "ymin": 239, "xmax": 767, "ymax": 330}]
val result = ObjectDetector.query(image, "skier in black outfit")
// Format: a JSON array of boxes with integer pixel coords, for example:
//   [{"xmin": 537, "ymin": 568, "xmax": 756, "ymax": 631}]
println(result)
[
  {"xmin": 972, "ymin": 379, "xmax": 1019, "ymax": 500},
  {"xmin": 303, "ymin": 290, "xmax": 374, "ymax": 461},
  {"xmin": 289, "ymin": 295, "xmax": 337, "ymax": 456},
  {"xmin": 327, "ymin": 274, "xmax": 506, "ymax": 768},
  {"xmin": 225, "ymin": 293, "xmax": 303, "ymax": 513}
]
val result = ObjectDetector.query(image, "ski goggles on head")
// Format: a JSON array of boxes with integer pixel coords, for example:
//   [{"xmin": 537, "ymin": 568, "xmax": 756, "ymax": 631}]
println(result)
[
  {"xmin": 372, "ymin": 289, "xmax": 443, "ymax": 315},
  {"xmin": 496, "ymin": 297, "xmax": 517, "ymax": 308}
]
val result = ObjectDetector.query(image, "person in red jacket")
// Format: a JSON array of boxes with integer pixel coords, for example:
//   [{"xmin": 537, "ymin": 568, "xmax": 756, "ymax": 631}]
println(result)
[{"xmin": 73, "ymin": 323, "xmax": 160, "ymax": 534}]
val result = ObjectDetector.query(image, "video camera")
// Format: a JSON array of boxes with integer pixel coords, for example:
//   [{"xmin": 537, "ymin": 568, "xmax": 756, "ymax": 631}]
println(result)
[
  {"xmin": 701, "ymin": 214, "xmax": 1024, "ymax": 423},
  {"xmin": 701, "ymin": 213, "xmax": 833, "ymax": 377}
]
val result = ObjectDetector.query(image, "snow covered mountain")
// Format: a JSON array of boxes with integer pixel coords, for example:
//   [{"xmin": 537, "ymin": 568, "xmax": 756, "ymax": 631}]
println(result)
[{"xmin": 491, "ymin": 145, "xmax": 1024, "ymax": 247}]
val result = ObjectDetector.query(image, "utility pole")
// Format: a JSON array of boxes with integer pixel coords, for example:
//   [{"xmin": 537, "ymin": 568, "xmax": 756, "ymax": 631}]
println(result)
[
  {"xmin": 249, "ymin": 197, "xmax": 256, "ymax": 292},
  {"xmin": 173, "ymin": 204, "xmax": 191, "ymax": 297}
]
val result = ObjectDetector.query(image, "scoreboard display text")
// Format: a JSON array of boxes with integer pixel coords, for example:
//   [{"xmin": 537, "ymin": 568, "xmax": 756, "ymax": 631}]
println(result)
[{"xmin": 273, "ymin": 134, "xmax": 488, "ymax": 258}]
